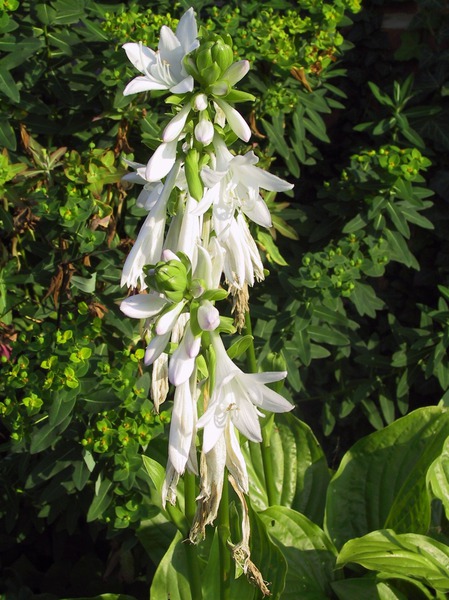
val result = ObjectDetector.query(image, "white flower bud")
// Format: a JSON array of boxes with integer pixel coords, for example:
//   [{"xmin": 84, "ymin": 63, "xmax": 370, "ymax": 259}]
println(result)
[
  {"xmin": 194, "ymin": 116, "xmax": 214, "ymax": 146},
  {"xmin": 193, "ymin": 93, "xmax": 208, "ymax": 111},
  {"xmin": 197, "ymin": 300, "xmax": 220, "ymax": 331}
]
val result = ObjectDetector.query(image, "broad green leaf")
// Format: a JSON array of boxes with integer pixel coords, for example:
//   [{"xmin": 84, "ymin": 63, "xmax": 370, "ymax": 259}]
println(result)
[
  {"xmin": 150, "ymin": 530, "xmax": 200, "ymax": 600},
  {"xmin": 141, "ymin": 454, "xmax": 165, "ymax": 490},
  {"xmin": 0, "ymin": 66, "xmax": 19, "ymax": 102},
  {"xmin": 60, "ymin": 595, "xmax": 137, "ymax": 600},
  {"xmin": 427, "ymin": 436, "xmax": 449, "ymax": 520},
  {"xmin": 304, "ymin": 107, "xmax": 330, "ymax": 142},
  {"xmin": 228, "ymin": 501, "xmax": 288, "ymax": 599},
  {"xmin": 337, "ymin": 529, "xmax": 449, "ymax": 592},
  {"xmin": 0, "ymin": 118, "xmax": 16, "ymax": 151},
  {"xmin": 137, "ymin": 512, "xmax": 177, "ymax": 565},
  {"xmin": 331, "ymin": 577, "xmax": 408, "ymax": 600},
  {"xmin": 86, "ymin": 477, "xmax": 113, "ymax": 522},
  {"xmin": 227, "ymin": 334, "xmax": 254, "ymax": 360},
  {"xmin": 0, "ymin": 37, "xmax": 44, "ymax": 70},
  {"xmin": 303, "ymin": 117, "xmax": 330, "ymax": 143},
  {"xmin": 72, "ymin": 460, "xmax": 91, "ymax": 492},
  {"xmin": 281, "ymin": 345, "xmax": 303, "ymax": 391},
  {"xmin": 244, "ymin": 413, "xmax": 330, "ymax": 524},
  {"xmin": 259, "ymin": 506, "xmax": 337, "ymax": 600},
  {"xmin": 80, "ymin": 18, "xmax": 110, "ymax": 41},
  {"xmin": 325, "ymin": 407, "xmax": 449, "ymax": 549},
  {"xmin": 261, "ymin": 115, "xmax": 290, "ymax": 159}
]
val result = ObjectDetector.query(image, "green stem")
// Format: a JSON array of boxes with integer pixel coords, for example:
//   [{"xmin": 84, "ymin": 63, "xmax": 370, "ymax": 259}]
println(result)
[
  {"xmin": 184, "ymin": 470, "xmax": 197, "ymax": 525},
  {"xmin": 185, "ymin": 542, "xmax": 203, "ymax": 600},
  {"xmin": 218, "ymin": 475, "xmax": 231, "ymax": 600},
  {"xmin": 244, "ymin": 311, "xmax": 277, "ymax": 506},
  {"xmin": 166, "ymin": 474, "xmax": 203, "ymax": 599}
]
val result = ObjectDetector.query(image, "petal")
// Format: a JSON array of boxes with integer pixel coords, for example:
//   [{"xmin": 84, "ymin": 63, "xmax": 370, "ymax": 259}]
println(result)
[
  {"xmin": 120, "ymin": 198, "xmax": 168, "ymax": 289},
  {"xmin": 225, "ymin": 422, "xmax": 249, "ymax": 494},
  {"xmin": 123, "ymin": 75, "xmax": 167, "ymax": 96},
  {"xmin": 123, "ymin": 42, "xmax": 156, "ymax": 74},
  {"xmin": 231, "ymin": 398, "xmax": 262, "ymax": 443},
  {"xmin": 168, "ymin": 325, "xmax": 200, "ymax": 385},
  {"xmin": 170, "ymin": 76, "xmax": 195, "ymax": 94},
  {"xmin": 162, "ymin": 103, "xmax": 191, "ymax": 142},
  {"xmin": 214, "ymin": 99, "xmax": 251, "ymax": 142},
  {"xmin": 146, "ymin": 140, "xmax": 178, "ymax": 182},
  {"xmin": 198, "ymin": 404, "xmax": 227, "ymax": 453},
  {"xmin": 197, "ymin": 301, "xmax": 220, "ymax": 331},
  {"xmin": 169, "ymin": 380, "xmax": 195, "ymax": 474},
  {"xmin": 250, "ymin": 371, "xmax": 288, "ymax": 384},
  {"xmin": 221, "ymin": 60, "xmax": 250, "ymax": 86},
  {"xmin": 158, "ymin": 25, "xmax": 182, "ymax": 57},
  {"xmin": 176, "ymin": 196, "xmax": 201, "ymax": 262},
  {"xmin": 242, "ymin": 164, "xmax": 294, "ymax": 192},
  {"xmin": 144, "ymin": 331, "xmax": 171, "ymax": 365},
  {"xmin": 241, "ymin": 196, "xmax": 272, "ymax": 228},
  {"xmin": 194, "ymin": 119, "xmax": 214, "ymax": 146},
  {"xmin": 190, "ymin": 183, "xmax": 217, "ymax": 216},
  {"xmin": 176, "ymin": 7, "xmax": 199, "ymax": 54},
  {"xmin": 194, "ymin": 93, "xmax": 208, "ymax": 111},
  {"xmin": 200, "ymin": 167, "xmax": 225, "ymax": 190},
  {"xmin": 156, "ymin": 301, "xmax": 186, "ymax": 336},
  {"xmin": 120, "ymin": 293, "xmax": 167, "ymax": 319},
  {"xmin": 162, "ymin": 460, "xmax": 180, "ymax": 507},
  {"xmin": 248, "ymin": 381, "xmax": 293, "ymax": 413}
]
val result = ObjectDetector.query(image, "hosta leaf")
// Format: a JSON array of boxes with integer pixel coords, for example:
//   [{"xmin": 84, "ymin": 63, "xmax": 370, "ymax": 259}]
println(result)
[
  {"xmin": 337, "ymin": 529, "xmax": 449, "ymax": 592},
  {"xmin": 325, "ymin": 407, "xmax": 449, "ymax": 549},
  {"xmin": 427, "ymin": 435, "xmax": 449, "ymax": 520},
  {"xmin": 244, "ymin": 413, "xmax": 330, "ymax": 524},
  {"xmin": 332, "ymin": 577, "xmax": 408, "ymax": 600},
  {"xmin": 259, "ymin": 506, "xmax": 337, "ymax": 600}
]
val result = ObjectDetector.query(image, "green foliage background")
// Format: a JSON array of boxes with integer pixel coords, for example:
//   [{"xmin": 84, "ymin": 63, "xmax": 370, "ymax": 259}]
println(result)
[{"xmin": 1, "ymin": 0, "xmax": 449, "ymax": 597}]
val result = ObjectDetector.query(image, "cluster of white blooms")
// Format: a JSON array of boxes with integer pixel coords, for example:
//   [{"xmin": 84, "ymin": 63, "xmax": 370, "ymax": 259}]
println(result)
[{"xmin": 120, "ymin": 8, "xmax": 293, "ymax": 533}]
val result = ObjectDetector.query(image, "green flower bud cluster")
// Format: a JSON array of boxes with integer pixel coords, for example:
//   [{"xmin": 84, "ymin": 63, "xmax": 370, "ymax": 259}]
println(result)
[
  {"xmin": 185, "ymin": 31, "xmax": 234, "ymax": 88},
  {"xmin": 146, "ymin": 254, "xmax": 190, "ymax": 303}
]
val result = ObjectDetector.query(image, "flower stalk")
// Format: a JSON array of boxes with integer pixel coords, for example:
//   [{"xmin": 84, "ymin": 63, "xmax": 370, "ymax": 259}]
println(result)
[{"xmin": 119, "ymin": 6, "xmax": 294, "ymax": 592}]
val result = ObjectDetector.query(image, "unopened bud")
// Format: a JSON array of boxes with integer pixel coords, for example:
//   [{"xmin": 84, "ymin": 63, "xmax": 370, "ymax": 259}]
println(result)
[
  {"xmin": 185, "ymin": 148, "xmax": 204, "ymax": 201},
  {"xmin": 197, "ymin": 300, "xmax": 220, "ymax": 331},
  {"xmin": 154, "ymin": 260, "xmax": 189, "ymax": 302},
  {"xmin": 194, "ymin": 93, "xmax": 208, "ymax": 111},
  {"xmin": 194, "ymin": 115, "xmax": 214, "ymax": 146}
]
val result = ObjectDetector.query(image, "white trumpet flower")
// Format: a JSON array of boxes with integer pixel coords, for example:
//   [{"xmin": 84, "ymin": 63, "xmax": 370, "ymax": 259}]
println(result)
[
  {"xmin": 197, "ymin": 333, "xmax": 293, "ymax": 453},
  {"xmin": 196, "ymin": 135, "xmax": 293, "ymax": 235},
  {"xmin": 123, "ymin": 8, "xmax": 199, "ymax": 95}
]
